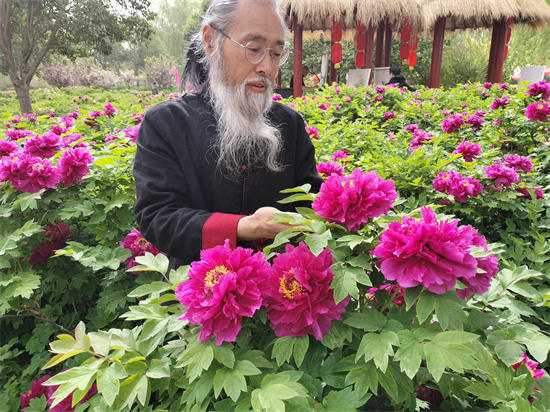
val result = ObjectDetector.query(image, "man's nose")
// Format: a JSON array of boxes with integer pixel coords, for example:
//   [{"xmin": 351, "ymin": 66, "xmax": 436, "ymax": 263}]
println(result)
[{"xmin": 255, "ymin": 51, "xmax": 275, "ymax": 75}]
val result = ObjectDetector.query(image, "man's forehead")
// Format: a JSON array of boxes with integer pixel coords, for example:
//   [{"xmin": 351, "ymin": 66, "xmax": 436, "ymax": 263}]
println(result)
[{"xmin": 241, "ymin": 32, "xmax": 286, "ymax": 45}]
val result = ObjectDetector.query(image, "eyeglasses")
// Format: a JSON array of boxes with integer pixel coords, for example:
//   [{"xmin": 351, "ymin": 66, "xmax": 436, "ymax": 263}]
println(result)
[{"xmin": 211, "ymin": 25, "xmax": 290, "ymax": 67}]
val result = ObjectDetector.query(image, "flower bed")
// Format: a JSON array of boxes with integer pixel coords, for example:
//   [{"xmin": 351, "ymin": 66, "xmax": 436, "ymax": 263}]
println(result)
[{"xmin": 1, "ymin": 81, "xmax": 549, "ymax": 411}]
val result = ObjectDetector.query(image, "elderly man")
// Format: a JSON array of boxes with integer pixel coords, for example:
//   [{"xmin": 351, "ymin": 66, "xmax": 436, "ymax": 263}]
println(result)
[{"xmin": 133, "ymin": 0, "xmax": 322, "ymax": 268}]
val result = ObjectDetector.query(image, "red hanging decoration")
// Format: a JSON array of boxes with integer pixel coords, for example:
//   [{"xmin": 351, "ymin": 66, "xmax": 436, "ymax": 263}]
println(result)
[
  {"xmin": 356, "ymin": 34, "xmax": 366, "ymax": 50},
  {"xmin": 409, "ymin": 32, "xmax": 418, "ymax": 51},
  {"xmin": 401, "ymin": 24, "xmax": 411, "ymax": 42},
  {"xmin": 355, "ymin": 52, "xmax": 365, "ymax": 68},
  {"xmin": 400, "ymin": 43, "xmax": 409, "ymax": 60},
  {"xmin": 408, "ymin": 51, "xmax": 417, "ymax": 67},
  {"xmin": 331, "ymin": 21, "xmax": 342, "ymax": 43},
  {"xmin": 504, "ymin": 44, "xmax": 509, "ymax": 60},
  {"xmin": 331, "ymin": 43, "xmax": 343, "ymax": 64},
  {"xmin": 357, "ymin": 21, "xmax": 366, "ymax": 33}
]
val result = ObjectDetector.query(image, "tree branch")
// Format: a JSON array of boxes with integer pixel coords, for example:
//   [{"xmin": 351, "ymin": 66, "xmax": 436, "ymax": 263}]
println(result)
[
  {"xmin": 0, "ymin": 0, "xmax": 21, "ymax": 85},
  {"xmin": 20, "ymin": 0, "xmax": 37, "ymax": 71}
]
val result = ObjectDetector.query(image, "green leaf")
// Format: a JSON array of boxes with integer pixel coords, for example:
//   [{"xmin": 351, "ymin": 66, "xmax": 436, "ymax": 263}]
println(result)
[
  {"xmin": 292, "ymin": 336, "xmax": 309, "ymax": 368},
  {"xmin": 97, "ymin": 363, "xmax": 125, "ymax": 407},
  {"xmin": 356, "ymin": 331, "xmax": 399, "ymax": 372},
  {"xmin": 213, "ymin": 360, "xmax": 260, "ymax": 402},
  {"xmin": 146, "ymin": 359, "xmax": 171, "ymax": 379},
  {"xmin": 404, "ymin": 286, "xmax": 422, "ymax": 311},
  {"xmin": 345, "ymin": 364, "xmax": 378, "ymax": 397},
  {"xmin": 251, "ymin": 381, "xmax": 308, "ymax": 412},
  {"xmin": 330, "ymin": 262, "xmax": 359, "ymax": 302},
  {"xmin": 394, "ymin": 330, "xmax": 423, "ymax": 379},
  {"xmin": 321, "ymin": 386, "xmax": 367, "ymax": 411},
  {"xmin": 304, "ymin": 230, "xmax": 332, "ymax": 256},
  {"xmin": 213, "ymin": 343, "xmax": 236, "ymax": 368},
  {"xmin": 495, "ymin": 340, "xmax": 523, "ymax": 366},
  {"xmin": 280, "ymin": 184, "xmax": 311, "ymax": 194},
  {"xmin": 131, "ymin": 252, "xmax": 169, "ymax": 274},
  {"xmin": 433, "ymin": 293, "xmax": 467, "ymax": 330},
  {"xmin": 343, "ymin": 309, "xmax": 386, "ymax": 331},
  {"xmin": 424, "ymin": 332, "xmax": 478, "ymax": 382},
  {"xmin": 128, "ymin": 281, "xmax": 171, "ymax": 297},
  {"xmin": 88, "ymin": 331, "xmax": 112, "ymax": 357},
  {"xmin": 177, "ymin": 342, "xmax": 214, "ymax": 383},
  {"xmin": 278, "ymin": 192, "xmax": 315, "ymax": 204},
  {"xmin": 416, "ymin": 292, "xmax": 436, "ymax": 324},
  {"xmin": 114, "ymin": 373, "xmax": 148, "ymax": 409}
]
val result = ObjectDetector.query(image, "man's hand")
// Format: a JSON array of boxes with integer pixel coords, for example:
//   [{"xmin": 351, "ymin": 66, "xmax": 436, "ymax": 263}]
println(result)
[{"xmin": 237, "ymin": 207, "xmax": 298, "ymax": 240}]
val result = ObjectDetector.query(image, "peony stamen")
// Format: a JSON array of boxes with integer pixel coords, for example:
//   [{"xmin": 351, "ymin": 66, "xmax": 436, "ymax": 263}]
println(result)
[
  {"xmin": 204, "ymin": 265, "xmax": 230, "ymax": 288},
  {"xmin": 279, "ymin": 271, "xmax": 306, "ymax": 300},
  {"xmin": 136, "ymin": 237, "xmax": 150, "ymax": 250}
]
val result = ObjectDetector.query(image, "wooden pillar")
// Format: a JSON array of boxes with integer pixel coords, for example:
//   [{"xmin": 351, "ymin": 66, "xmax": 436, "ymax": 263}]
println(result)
[
  {"xmin": 276, "ymin": 70, "xmax": 282, "ymax": 88},
  {"xmin": 487, "ymin": 18, "xmax": 507, "ymax": 83},
  {"xmin": 375, "ymin": 21, "xmax": 385, "ymax": 67},
  {"xmin": 429, "ymin": 17, "xmax": 446, "ymax": 89},
  {"xmin": 384, "ymin": 21, "xmax": 392, "ymax": 66},
  {"xmin": 292, "ymin": 14, "xmax": 303, "ymax": 97},
  {"xmin": 364, "ymin": 25, "xmax": 375, "ymax": 84},
  {"xmin": 330, "ymin": 62, "xmax": 337, "ymax": 84}
]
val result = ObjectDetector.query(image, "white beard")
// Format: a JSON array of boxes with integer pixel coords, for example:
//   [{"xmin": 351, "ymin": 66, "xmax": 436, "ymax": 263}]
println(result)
[{"xmin": 208, "ymin": 53, "xmax": 283, "ymax": 179}]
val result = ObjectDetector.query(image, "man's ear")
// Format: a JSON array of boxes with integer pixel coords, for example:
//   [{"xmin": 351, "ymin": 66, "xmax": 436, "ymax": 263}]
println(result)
[{"xmin": 202, "ymin": 25, "xmax": 216, "ymax": 56}]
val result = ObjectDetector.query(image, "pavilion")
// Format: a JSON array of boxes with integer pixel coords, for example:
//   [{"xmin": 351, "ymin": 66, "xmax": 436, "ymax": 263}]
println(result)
[{"xmin": 277, "ymin": 0, "xmax": 550, "ymax": 96}]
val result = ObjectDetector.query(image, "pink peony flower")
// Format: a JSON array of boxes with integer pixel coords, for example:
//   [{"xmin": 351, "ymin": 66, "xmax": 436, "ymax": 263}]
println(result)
[
  {"xmin": 482, "ymin": 82, "xmax": 493, "ymax": 89},
  {"xmin": 512, "ymin": 353, "xmax": 546, "ymax": 380},
  {"xmin": 526, "ymin": 80, "xmax": 550, "ymax": 101},
  {"xmin": 405, "ymin": 124, "xmax": 418, "ymax": 132},
  {"xmin": 498, "ymin": 83, "xmax": 509, "ymax": 90},
  {"xmin": 485, "ymin": 161, "xmax": 520, "ymax": 188},
  {"xmin": 374, "ymin": 94, "xmax": 383, "ymax": 103},
  {"xmin": 490, "ymin": 96, "xmax": 511, "ymax": 110},
  {"xmin": 465, "ymin": 115, "xmax": 485, "ymax": 130},
  {"xmin": 516, "ymin": 187, "xmax": 544, "ymax": 199},
  {"xmin": 102, "ymin": 102, "xmax": 117, "ymax": 116},
  {"xmin": 124, "ymin": 125, "xmax": 140, "ymax": 142},
  {"xmin": 307, "ymin": 126, "xmax": 319, "ymax": 140},
  {"xmin": 453, "ymin": 141, "xmax": 482, "ymax": 162},
  {"xmin": 88, "ymin": 110, "xmax": 102, "ymax": 118},
  {"xmin": 312, "ymin": 169, "xmax": 397, "ymax": 231},
  {"xmin": 23, "ymin": 132, "xmax": 61, "ymax": 158},
  {"xmin": 383, "ymin": 111, "xmax": 395, "ymax": 120},
  {"xmin": 131, "ymin": 113, "xmax": 144, "ymax": 123},
  {"xmin": 0, "ymin": 139, "xmax": 20, "ymax": 157},
  {"xmin": 0, "ymin": 153, "xmax": 60, "ymax": 193},
  {"xmin": 375, "ymin": 86, "xmax": 386, "ymax": 93},
  {"xmin": 366, "ymin": 283, "xmax": 405, "ymax": 308},
  {"xmin": 442, "ymin": 114, "xmax": 464, "ymax": 133},
  {"xmin": 57, "ymin": 148, "xmax": 94, "ymax": 186},
  {"xmin": 525, "ymin": 102, "xmax": 550, "ymax": 122},
  {"xmin": 61, "ymin": 116, "xmax": 75, "ymax": 128},
  {"xmin": 5, "ymin": 128, "xmax": 34, "ymax": 141},
  {"xmin": 175, "ymin": 240, "xmax": 268, "ymax": 345},
  {"xmin": 331, "ymin": 149, "xmax": 350, "ymax": 162},
  {"xmin": 272, "ymin": 94, "xmax": 282, "ymax": 101},
  {"xmin": 262, "ymin": 243, "xmax": 349, "ymax": 340},
  {"xmin": 29, "ymin": 222, "xmax": 70, "ymax": 266},
  {"xmin": 503, "ymin": 154, "xmax": 533, "ymax": 173},
  {"xmin": 432, "ymin": 170, "xmax": 483, "ymax": 203},
  {"xmin": 20, "ymin": 375, "xmax": 50, "ymax": 409},
  {"xmin": 409, "ymin": 129, "xmax": 433, "ymax": 151},
  {"xmin": 50, "ymin": 124, "xmax": 68, "ymax": 135},
  {"xmin": 372, "ymin": 207, "xmax": 498, "ymax": 297},
  {"xmin": 120, "ymin": 228, "xmax": 162, "ymax": 269},
  {"xmin": 317, "ymin": 161, "xmax": 344, "ymax": 178}
]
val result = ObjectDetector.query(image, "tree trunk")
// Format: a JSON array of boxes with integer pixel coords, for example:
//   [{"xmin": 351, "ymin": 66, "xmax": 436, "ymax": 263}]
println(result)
[{"xmin": 14, "ymin": 81, "xmax": 33, "ymax": 113}]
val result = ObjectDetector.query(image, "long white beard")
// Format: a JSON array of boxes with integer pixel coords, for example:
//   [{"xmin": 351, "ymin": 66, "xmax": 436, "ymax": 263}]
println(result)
[{"xmin": 208, "ymin": 54, "xmax": 283, "ymax": 179}]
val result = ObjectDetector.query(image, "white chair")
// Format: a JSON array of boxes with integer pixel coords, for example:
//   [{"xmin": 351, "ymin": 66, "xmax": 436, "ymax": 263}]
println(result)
[
  {"xmin": 373, "ymin": 67, "xmax": 390, "ymax": 85},
  {"xmin": 346, "ymin": 69, "xmax": 371, "ymax": 86},
  {"xmin": 520, "ymin": 66, "xmax": 546, "ymax": 83}
]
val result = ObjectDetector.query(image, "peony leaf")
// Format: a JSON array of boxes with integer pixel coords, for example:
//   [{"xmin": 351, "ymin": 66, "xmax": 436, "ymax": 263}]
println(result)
[
  {"xmin": 128, "ymin": 281, "xmax": 172, "ymax": 297},
  {"xmin": 345, "ymin": 363, "xmax": 379, "ymax": 396},
  {"xmin": 343, "ymin": 309, "xmax": 386, "ymax": 331},
  {"xmin": 213, "ymin": 343, "xmax": 235, "ymax": 369},
  {"xmin": 433, "ymin": 293, "xmax": 467, "ymax": 330},
  {"xmin": 304, "ymin": 230, "xmax": 332, "ymax": 256},
  {"xmin": 416, "ymin": 292, "xmax": 436, "ymax": 324},
  {"xmin": 292, "ymin": 336, "xmax": 309, "ymax": 368},
  {"xmin": 356, "ymin": 331, "xmax": 399, "ymax": 373},
  {"xmin": 394, "ymin": 330, "xmax": 423, "ymax": 379},
  {"xmin": 97, "ymin": 363, "xmax": 124, "ymax": 407},
  {"xmin": 280, "ymin": 184, "xmax": 311, "ymax": 194}
]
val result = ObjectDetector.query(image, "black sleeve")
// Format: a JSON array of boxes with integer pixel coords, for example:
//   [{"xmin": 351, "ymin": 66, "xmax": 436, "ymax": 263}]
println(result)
[
  {"xmin": 133, "ymin": 108, "xmax": 211, "ymax": 264},
  {"xmin": 293, "ymin": 113, "xmax": 323, "ymax": 194}
]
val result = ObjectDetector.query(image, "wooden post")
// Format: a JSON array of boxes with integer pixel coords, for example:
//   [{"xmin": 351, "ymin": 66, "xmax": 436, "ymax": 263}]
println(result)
[
  {"xmin": 487, "ymin": 18, "xmax": 507, "ymax": 83},
  {"xmin": 364, "ymin": 25, "xmax": 375, "ymax": 84},
  {"xmin": 429, "ymin": 17, "xmax": 446, "ymax": 89},
  {"xmin": 276, "ymin": 70, "xmax": 282, "ymax": 88},
  {"xmin": 384, "ymin": 21, "xmax": 392, "ymax": 66},
  {"xmin": 330, "ymin": 61, "xmax": 337, "ymax": 84},
  {"xmin": 375, "ymin": 21, "xmax": 385, "ymax": 68},
  {"xmin": 293, "ymin": 14, "xmax": 303, "ymax": 97},
  {"xmin": 487, "ymin": 24, "xmax": 499, "ymax": 82}
]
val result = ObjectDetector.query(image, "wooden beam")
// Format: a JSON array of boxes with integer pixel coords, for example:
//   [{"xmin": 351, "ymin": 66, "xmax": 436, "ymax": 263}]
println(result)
[
  {"xmin": 429, "ymin": 17, "xmax": 446, "ymax": 89},
  {"xmin": 384, "ymin": 20, "xmax": 392, "ymax": 66},
  {"xmin": 487, "ymin": 18, "xmax": 507, "ymax": 83},
  {"xmin": 375, "ymin": 21, "xmax": 384, "ymax": 67}
]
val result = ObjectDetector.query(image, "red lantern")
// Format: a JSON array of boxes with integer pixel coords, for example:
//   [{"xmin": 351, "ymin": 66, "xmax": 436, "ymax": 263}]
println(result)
[
  {"xmin": 401, "ymin": 25, "xmax": 411, "ymax": 42},
  {"xmin": 400, "ymin": 43, "xmax": 409, "ymax": 60},
  {"xmin": 331, "ymin": 43, "xmax": 343, "ymax": 64},
  {"xmin": 408, "ymin": 51, "xmax": 417, "ymax": 67},
  {"xmin": 409, "ymin": 35, "xmax": 418, "ymax": 52},
  {"xmin": 504, "ymin": 44, "xmax": 509, "ymax": 60},
  {"xmin": 506, "ymin": 27, "xmax": 512, "ymax": 43},
  {"xmin": 356, "ymin": 33, "xmax": 366, "ymax": 50},
  {"xmin": 331, "ymin": 21, "xmax": 342, "ymax": 43}
]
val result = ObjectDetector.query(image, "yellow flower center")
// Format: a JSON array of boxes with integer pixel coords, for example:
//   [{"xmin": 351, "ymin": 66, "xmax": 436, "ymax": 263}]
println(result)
[
  {"xmin": 204, "ymin": 265, "xmax": 230, "ymax": 288},
  {"xmin": 280, "ymin": 270, "xmax": 306, "ymax": 300},
  {"xmin": 136, "ymin": 237, "xmax": 150, "ymax": 249},
  {"xmin": 537, "ymin": 103, "xmax": 543, "ymax": 110}
]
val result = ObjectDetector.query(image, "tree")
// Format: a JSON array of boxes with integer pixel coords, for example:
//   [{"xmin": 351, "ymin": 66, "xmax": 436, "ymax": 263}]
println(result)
[{"xmin": 0, "ymin": 0, "xmax": 155, "ymax": 113}]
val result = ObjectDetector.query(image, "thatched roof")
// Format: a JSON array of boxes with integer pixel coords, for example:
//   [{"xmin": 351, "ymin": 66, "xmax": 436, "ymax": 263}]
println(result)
[
  {"xmin": 355, "ymin": 0, "xmax": 422, "ymax": 29},
  {"xmin": 277, "ymin": 0, "xmax": 356, "ymax": 31},
  {"xmin": 418, "ymin": 0, "xmax": 550, "ymax": 31}
]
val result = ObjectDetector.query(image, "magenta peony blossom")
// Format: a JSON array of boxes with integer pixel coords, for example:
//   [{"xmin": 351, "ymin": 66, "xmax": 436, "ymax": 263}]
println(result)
[
  {"xmin": 372, "ymin": 207, "xmax": 498, "ymax": 297},
  {"xmin": 383, "ymin": 111, "xmax": 395, "ymax": 120},
  {"xmin": 512, "ymin": 353, "xmax": 546, "ymax": 380},
  {"xmin": 271, "ymin": 93, "xmax": 282, "ymax": 101},
  {"xmin": 61, "ymin": 116, "xmax": 75, "ymax": 128},
  {"xmin": 503, "ymin": 154, "xmax": 533, "ymax": 173},
  {"xmin": 120, "ymin": 228, "xmax": 162, "ymax": 269},
  {"xmin": 366, "ymin": 283, "xmax": 405, "ymax": 308},
  {"xmin": 526, "ymin": 80, "xmax": 550, "ymax": 101},
  {"xmin": 312, "ymin": 169, "xmax": 397, "ymax": 231},
  {"xmin": 331, "ymin": 149, "xmax": 350, "ymax": 162},
  {"xmin": 516, "ymin": 187, "xmax": 544, "ymax": 199},
  {"xmin": 498, "ymin": 83, "xmax": 509, "ymax": 90},
  {"xmin": 465, "ymin": 115, "xmax": 485, "ymax": 130},
  {"xmin": 441, "ymin": 114, "xmax": 465, "ymax": 133},
  {"xmin": 0, "ymin": 139, "xmax": 20, "ymax": 157},
  {"xmin": 175, "ymin": 240, "xmax": 268, "ymax": 345},
  {"xmin": 453, "ymin": 141, "xmax": 482, "ymax": 162},
  {"xmin": 102, "ymin": 102, "xmax": 117, "ymax": 116},
  {"xmin": 124, "ymin": 125, "xmax": 140, "ymax": 142},
  {"xmin": 432, "ymin": 170, "xmax": 483, "ymax": 203},
  {"xmin": 20, "ymin": 375, "xmax": 50, "ymax": 409},
  {"xmin": 375, "ymin": 86, "xmax": 386, "ymax": 93},
  {"xmin": 485, "ymin": 161, "xmax": 520, "ymax": 188},
  {"xmin": 483, "ymin": 82, "xmax": 493, "ymax": 89},
  {"xmin": 490, "ymin": 96, "xmax": 511, "ymax": 110},
  {"xmin": 317, "ymin": 161, "xmax": 344, "ymax": 178},
  {"xmin": 262, "ymin": 243, "xmax": 348, "ymax": 340},
  {"xmin": 0, "ymin": 153, "xmax": 60, "ymax": 193},
  {"xmin": 374, "ymin": 94, "xmax": 383, "ymax": 103},
  {"xmin": 57, "ymin": 148, "xmax": 94, "ymax": 186},
  {"xmin": 409, "ymin": 129, "xmax": 433, "ymax": 151},
  {"xmin": 89, "ymin": 110, "xmax": 102, "ymax": 118},
  {"xmin": 5, "ymin": 128, "xmax": 34, "ymax": 141},
  {"xmin": 50, "ymin": 125, "xmax": 68, "ymax": 135},
  {"xmin": 405, "ymin": 124, "xmax": 419, "ymax": 132},
  {"xmin": 307, "ymin": 126, "xmax": 319, "ymax": 140},
  {"xmin": 525, "ymin": 102, "xmax": 550, "ymax": 122},
  {"xmin": 23, "ymin": 132, "xmax": 61, "ymax": 158},
  {"xmin": 29, "ymin": 222, "xmax": 70, "ymax": 266}
]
